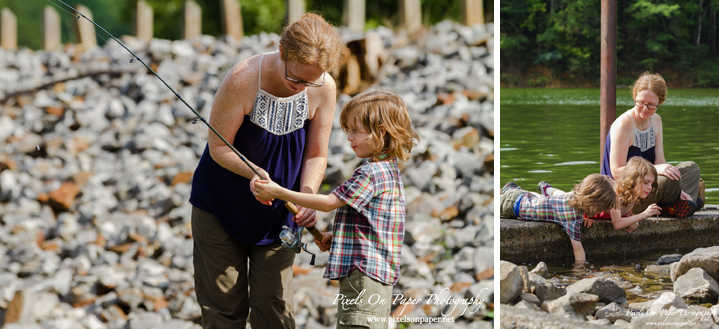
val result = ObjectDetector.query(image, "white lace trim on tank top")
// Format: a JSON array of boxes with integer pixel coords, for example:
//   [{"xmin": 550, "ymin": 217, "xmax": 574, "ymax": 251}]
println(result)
[
  {"xmin": 631, "ymin": 115, "xmax": 656, "ymax": 152},
  {"xmin": 249, "ymin": 53, "xmax": 309, "ymax": 136}
]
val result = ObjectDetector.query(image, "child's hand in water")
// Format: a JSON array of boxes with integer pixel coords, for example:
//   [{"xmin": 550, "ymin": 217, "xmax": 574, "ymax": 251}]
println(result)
[
  {"xmin": 642, "ymin": 203, "xmax": 662, "ymax": 217},
  {"xmin": 252, "ymin": 178, "xmax": 282, "ymax": 202},
  {"xmin": 626, "ymin": 222, "xmax": 639, "ymax": 234},
  {"xmin": 314, "ymin": 232, "xmax": 333, "ymax": 252}
]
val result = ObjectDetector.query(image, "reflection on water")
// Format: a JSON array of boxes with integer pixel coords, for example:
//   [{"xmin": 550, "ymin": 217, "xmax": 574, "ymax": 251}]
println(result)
[
  {"xmin": 519, "ymin": 247, "xmax": 712, "ymax": 306},
  {"xmin": 501, "ymin": 88, "xmax": 719, "ymax": 202}
]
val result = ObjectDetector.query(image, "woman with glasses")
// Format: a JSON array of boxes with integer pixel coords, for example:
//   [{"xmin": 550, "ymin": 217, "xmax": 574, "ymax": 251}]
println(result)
[
  {"xmin": 601, "ymin": 72, "xmax": 702, "ymax": 218},
  {"xmin": 189, "ymin": 13, "xmax": 342, "ymax": 328}
]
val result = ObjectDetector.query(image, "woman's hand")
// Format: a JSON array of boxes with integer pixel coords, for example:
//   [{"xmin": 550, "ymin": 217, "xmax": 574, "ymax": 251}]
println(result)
[
  {"xmin": 642, "ymin": 203, "xmax": 661, "ymax": 217},
  {"xmin": 626, "ymin": 222, "xmax": 639, "ymax": 234},
  {"xmin": 583, "ymin": 218, "xmax": 596, "ymax": 228},
  {"xmin": 314, "ymin": 232, "xmax": 333, "ymax": 252},
  {"xmin": 293, "ymin": 205, "xmax": 317, "ymax": 227},
  {"xmin": 656, "ymin": 163, "xmax": 681, "ymax": 180},
  {"xmin": 680, "ymin": 190, "xmax": 692, "ymax": 201}
]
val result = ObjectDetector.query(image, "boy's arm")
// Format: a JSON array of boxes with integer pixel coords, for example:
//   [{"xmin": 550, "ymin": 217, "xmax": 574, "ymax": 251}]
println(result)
[
  {"xmin": 570, "ymin": 239, "xmax": 585, "ymax": 262},
  {"xmin": 277, "ymin": 188, "xmax": 347, "ymax": 212},
  {"xmin": 252, "ymin": 179, "xmax": 346, "ymax": 212}
]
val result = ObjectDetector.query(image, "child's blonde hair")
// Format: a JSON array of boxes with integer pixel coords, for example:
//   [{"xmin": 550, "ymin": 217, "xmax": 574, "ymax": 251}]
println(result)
[
  {"xmin": 568, "ymin": 174, "xmax": 617, "ymax": 216},
  {"xmin": 616, "ymin": 157, "xmax": 657, "ymax": 206},
  {"xmin": 340, "ymin": 90, "xmax": 419, "ymax": 161}
]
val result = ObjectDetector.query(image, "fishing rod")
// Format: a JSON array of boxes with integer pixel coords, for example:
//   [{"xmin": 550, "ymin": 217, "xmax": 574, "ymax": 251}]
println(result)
[{"xmin": 47, "ymin": 0, "xmax": 324, "ymax": 259}]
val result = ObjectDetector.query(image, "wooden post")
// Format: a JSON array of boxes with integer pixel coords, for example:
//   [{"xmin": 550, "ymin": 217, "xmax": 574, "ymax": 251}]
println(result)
[
  {"xmin": 184, "ymin": 0, "xmax": 202, "ymax": 39},
  {"xmin": 221, "ymin": 0, "xmax": 243, "ymax": 41},
  {"xmin": 343, "ymin": 0, "xmax": 365, "ymax": 32},
  {"xmin": 74, "ymin": 5, "xmax": 97, "ymax": 51},
  {"xmin": 461, "ymin": 0, "xmax": 484, "ymax": 26},
  {"xmin": 600, "ymin": 0, "xmax": 617, "ymax": 167},
  {"xmin": 44, "ymin": 6, "xmax": 61, "ymax": 51},
  {"xmin": 398, "ymin": 0, "xmax": 421, "ymax": 35},
  {"xmin": 1, "ymin": 8, "xmax": 17, "ymax": 51},
  {"xmin": 136, "ymin": 1, "xmax": 153, "ymax": 42},
  {"xmin": 286, "ymin": 0, "xmax": 305, "ymax": 26}
]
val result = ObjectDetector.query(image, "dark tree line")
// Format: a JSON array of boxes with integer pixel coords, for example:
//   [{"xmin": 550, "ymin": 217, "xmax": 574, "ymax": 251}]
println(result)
[
  {"xmin": 3, "ymin": 0, "xmax": 487, "ymax": 50},
  {"xmin": 501, "ymin": 0, "xmax": 719, "ymax": 87}
]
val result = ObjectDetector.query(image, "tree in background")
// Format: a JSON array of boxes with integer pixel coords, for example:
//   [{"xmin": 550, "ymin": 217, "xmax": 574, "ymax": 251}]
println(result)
[{"xmin": 501, "ymin": 0, "xmax": 719, "ymax": 87}]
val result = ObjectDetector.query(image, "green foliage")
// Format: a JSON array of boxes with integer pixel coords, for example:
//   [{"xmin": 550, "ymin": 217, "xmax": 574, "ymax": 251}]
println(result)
[{"xmin": 501, "ymin": 0, "xmax": 719, "ymax": 87}]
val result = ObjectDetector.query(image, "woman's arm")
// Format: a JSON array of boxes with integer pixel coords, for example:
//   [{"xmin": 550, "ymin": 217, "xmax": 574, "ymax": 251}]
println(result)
[
  {"xmin": 207, "ymin": 58, "xmax": 264, "ymax": 180},
  {"xmin": 289, "ymin": 77, "xmax": 337, "ymax": 225},
  {"xmin": 610, "ymin": 203, "xmax": 661, "ymax": 229},
  {"xmin": 650, "ymin": 115, "xmax": 681, "ymax": 181},
  {"xmin": 608, "ymin": 117, "xmax": 633, "ymax": 179}
]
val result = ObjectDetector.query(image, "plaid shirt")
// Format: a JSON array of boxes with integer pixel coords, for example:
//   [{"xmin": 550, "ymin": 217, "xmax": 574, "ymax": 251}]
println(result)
[
  {"xmin": 325, "ymin": 155, "xmax": 405, "ymax": 285},
  {"xmin": 517, "ymin": 192, "xmax": 584, "ymax": 241}
]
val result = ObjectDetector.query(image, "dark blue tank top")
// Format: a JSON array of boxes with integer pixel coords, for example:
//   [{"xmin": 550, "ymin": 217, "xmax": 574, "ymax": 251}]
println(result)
[
  {"xmin": 190, "ymin": 53, "xmax": 310, "ymax": 245},
  {"xmin": 601, "ymin": 125, "xmax": 656, "ymax": 179}
]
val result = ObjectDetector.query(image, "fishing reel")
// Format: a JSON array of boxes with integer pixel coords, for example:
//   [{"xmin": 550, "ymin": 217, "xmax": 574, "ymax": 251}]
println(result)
[{"xmin": 279, "ymin": 225, "xmax": 316, "ymax": 265}]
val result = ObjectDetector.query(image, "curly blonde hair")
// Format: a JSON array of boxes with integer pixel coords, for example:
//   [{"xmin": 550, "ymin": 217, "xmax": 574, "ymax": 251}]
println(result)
[
  {"xmin": 616, "ymin": 157, "xmax": 657, "ymax": 206},
  {"xmin": 631, "ymin": 72, "xmax": 667, "ymax": 105},
  {"xmin": 340, "ymin": 90, "xmax": 420, "ymax": 162},
  {"xmin": 280, "ymin": 13, "xmax": 343, "ymax": 72},
  {"xmin": 568, "ymin": 174, "xmax": 617, "ymax": 216}
]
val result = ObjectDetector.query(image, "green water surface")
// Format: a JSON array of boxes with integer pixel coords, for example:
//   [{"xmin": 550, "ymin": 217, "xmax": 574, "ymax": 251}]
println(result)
[{"xmin": 500, "ymin": 88, "xmax": 719, "ymax": 202}]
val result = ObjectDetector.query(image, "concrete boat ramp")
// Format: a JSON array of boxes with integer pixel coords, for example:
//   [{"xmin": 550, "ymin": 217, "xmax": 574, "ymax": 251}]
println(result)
[{"xmin": 500, "ymin": 206, "xmax": 719, "ymax": 263}]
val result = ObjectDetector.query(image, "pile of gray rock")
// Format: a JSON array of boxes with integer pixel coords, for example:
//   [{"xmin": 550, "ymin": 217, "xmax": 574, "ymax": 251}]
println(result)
[
  {"xmin": 500, "ymin": 246, "xmax": 719, "ymax": 328},
  {"xmin": 0, "ymin": 20, "xmax": 493, "ymax": 329}
]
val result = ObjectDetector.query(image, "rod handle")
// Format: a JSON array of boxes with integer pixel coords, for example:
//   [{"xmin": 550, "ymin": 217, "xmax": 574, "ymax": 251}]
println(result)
[{"xmin": 284, "ymin": 201, "xmax": 325, "ymax": 242}]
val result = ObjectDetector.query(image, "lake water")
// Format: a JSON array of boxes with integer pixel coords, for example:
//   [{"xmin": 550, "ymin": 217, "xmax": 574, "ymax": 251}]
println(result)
[{"xmin": 500, "ymin": 88, "xmax": 719, "ymax": 202}]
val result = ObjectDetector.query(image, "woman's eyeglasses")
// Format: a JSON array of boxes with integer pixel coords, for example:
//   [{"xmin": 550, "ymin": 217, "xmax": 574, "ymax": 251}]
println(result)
[
  {"xmin": 285, "ymin": 62, "xmax": 325, "ymax": 87},
  {"xmin": 635, "ymin": 100, "xmax": 659, "ymax": 110}
]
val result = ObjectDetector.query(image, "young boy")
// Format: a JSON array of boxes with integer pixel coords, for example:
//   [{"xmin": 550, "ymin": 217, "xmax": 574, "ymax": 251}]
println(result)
[
  {"xmin": 252, "ymin": 89, "xmax": 419, "ymax": 328},
  {"xmin": 500, "ymin": 174, "xmax": 617, "ymax": 262}
]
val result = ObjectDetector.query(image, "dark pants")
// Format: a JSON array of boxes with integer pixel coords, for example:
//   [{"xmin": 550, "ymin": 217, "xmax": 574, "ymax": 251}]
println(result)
[
  {"xmin": 633, "ymin": 161, "xmax": 701, "ymax": 213},
  {"xmin": 191, "ymin": 206, "xmax": 296, "ymax": 329}
]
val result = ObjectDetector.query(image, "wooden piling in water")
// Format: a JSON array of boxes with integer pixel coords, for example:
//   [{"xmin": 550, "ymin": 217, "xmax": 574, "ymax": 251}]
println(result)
[
  {"xmin": 135, "ymin": 1, "xmax": 154, "ymax": 42},
  {"xmin": 221, "ymin": 0, "xmax": 243, "ymax": 41},
  {"xmin": 43, "ymin": 7, "xmax": 61, "ymax": 51},
  {"xmin": 74, "ymin": 5, "xmax": 97, "ymax": 51},
  {"xmin": 1, "ymin": 8, "xmax": 17, "ymax": 51},
  {"xmin": 600, "ymin": 0, "xmax": 617, "ymax": 166},
  {"xmin": 286, "ymin": 0, "xmax": 305, "ymax": 25},
  {"xmin": 461, "ymin": 0, "xmax": 484, "ymax": 26},
  {"xmin": 184, "ymin": 1, "xmax": 202, "ymax": 39},
  {"xmin": 398, "ymin": 0, "xmax": 421, "ymax": 35},
  {"xmin": 343, "ymin": 0, "xmax": 365, "ymax": 32}
]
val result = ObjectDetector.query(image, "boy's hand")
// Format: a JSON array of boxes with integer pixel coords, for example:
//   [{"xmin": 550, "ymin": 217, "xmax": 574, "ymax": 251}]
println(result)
[
  {"xmin": 251, "ymin": 178, "xmax": 281, "ymax": 204},
  {"xmin": 249, "ymin": 169, "xmax": 272, "ymax": 205},
  {"xmin": 293, "ymin": 205, "xmax": 317, "ymax": 227},
  {"xmin": 583, "ymin": 218, "xmax": 596, "ymax": 228},
  {"xmin": 314, "ymin": 232, "xmax": 333, "ymax": 252}
]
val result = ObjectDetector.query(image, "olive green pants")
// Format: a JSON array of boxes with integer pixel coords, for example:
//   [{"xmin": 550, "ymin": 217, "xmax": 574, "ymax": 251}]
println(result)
[
  {"xmin": 191, "ymin": 206, "xmax": 296, "ymax": 329},
  {"xmin": 500, "ymin": 189, "xmax": 525, "ymax": 219},
  {"xmin": 336, "ymin": 269, "xmax": 393, "ymax": 329},
  {"xmin": 633, "ymin": 161, "xmax": 701, "ymax": 213}
]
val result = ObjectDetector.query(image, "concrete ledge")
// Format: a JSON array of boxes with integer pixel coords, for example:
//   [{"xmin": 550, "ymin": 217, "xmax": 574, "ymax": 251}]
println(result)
[{"xmin": 500, "ymin": 208, "xmax": 719, "ymax": 263}]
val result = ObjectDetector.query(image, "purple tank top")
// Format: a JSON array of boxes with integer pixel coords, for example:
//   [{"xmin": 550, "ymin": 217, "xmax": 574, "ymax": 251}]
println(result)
[
  {"xmin": 601, "ymin": 119, "xmax": 656, "ymax": 178},
  {"xmin": 190, "ymin": 53, "xmax": 310, "ymax": 245}
]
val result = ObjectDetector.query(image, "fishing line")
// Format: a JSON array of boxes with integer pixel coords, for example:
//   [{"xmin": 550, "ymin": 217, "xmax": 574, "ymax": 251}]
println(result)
[{"xmin": 41, "ymin": 0, "xmax": 324, "ymax": 257}]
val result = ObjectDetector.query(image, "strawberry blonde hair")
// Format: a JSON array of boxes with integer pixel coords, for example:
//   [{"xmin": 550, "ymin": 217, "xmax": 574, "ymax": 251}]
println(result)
[
  {"xmin": 616, "ymin": 157, "xmax": 657, "ymax": 206},
  {"xmin": 632, "ymin": 72, "xmax": 667, "ymax": 105},
  {"xmin": 280, "ymin": 13, "xmax": 343, "ymax": 72},
  {"xmin": 568, "ymin": 174, "xmax": 617, "ymax": 216},
  {"xmin": 340, "ymin": 90, "xmax": 419, "ymax": 162}
]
